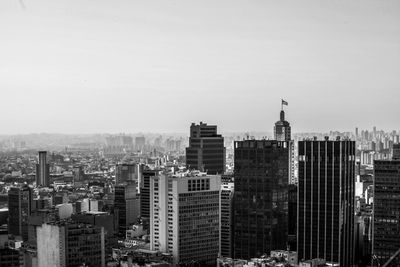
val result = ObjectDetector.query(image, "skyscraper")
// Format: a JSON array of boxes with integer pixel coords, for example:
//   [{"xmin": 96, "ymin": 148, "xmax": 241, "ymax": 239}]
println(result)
[
  {"xmin": 115, "ymin": 163, "xmax": 142, "ymax": 185},
  {"xmin": 114, "ymin": 183, "xmax": 140, "ymax": 235},
  {"xmin": 233, "ymin": 140, "xmax": 290, "ymax": 259},
  {"xmin": 297, "ymin": 137, "xmax": 355, "ymax": 266},
  {"xmin": 274, "ymin": 105, "xmax": 295, "ymax": 184},
  {"xmin": 8, "ymin": 185, "xmax": 32, "ymax": 241},
  {"xmin": 274, "ymin": 109, "xmax": 291, "ymax": 141},
  {"xmin": 220, "ymin": 182, "xmax": 234, "ymax": 258},
  {"xmin": 186, "ymin": 122, "xmax": 225, "ymax": 174},
  {"xmin": 372, "ymin": 149, "xmax": 400, "ymax": 266},
  {"xmin": 36, "ymin": 151, "xmax": 50, "ymax": 187},
  {"xmin": 37, "ymin": 221, "xmax": 105, "ymax": 267},
  {"xmin": 140, "ymin": 169, "xmax": 159, "ymax": 220},
  {"xmin": 150, "ymin": 172, "xmax": 221, "ymax": 265}
]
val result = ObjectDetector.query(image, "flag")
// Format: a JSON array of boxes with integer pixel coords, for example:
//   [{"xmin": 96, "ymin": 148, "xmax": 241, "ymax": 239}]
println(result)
[{"xmin": 282, "ymin": 99, "xmax": 288, "ymax": 106}]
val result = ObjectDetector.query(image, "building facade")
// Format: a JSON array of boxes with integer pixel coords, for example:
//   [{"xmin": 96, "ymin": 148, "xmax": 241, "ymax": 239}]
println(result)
[
  {"xmin": 297, "ymin": 138, "xmax": 355, "ymax": 266},
  {"xmin": 372, "ymin": 158, "xmax": 400, "ymax": 266},
  {"xmin": 150, "ymin": 172, "xmax": 221, "ymax": 265},
  {"xmin": 37, "ymin": 221, "xmax": 105, "ymax": 267},
  {"xmin": 233, "ymin": 140, "xmax": 290, "ymax": 259},
  {"xmin": 36, "ymin": 151, "xmax": 50, "ymax": 187},
  {"xmin": 220, "ymin": 182, "xmax": 234, "ymax": 258},
  {"xmin": 114, "ymin": 183, "xmax": 140, "ymax": 235},
  {"xmin": 8, "ymin": 185, "xmax": 32, "ymax": 241},
  {"xmin": 186, "ymin": 122, "xmax": 225, "ymax": 175}
]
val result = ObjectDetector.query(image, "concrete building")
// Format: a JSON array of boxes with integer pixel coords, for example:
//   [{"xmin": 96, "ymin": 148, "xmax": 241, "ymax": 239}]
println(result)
[
  {"xmin": 233, "ymin": 140, "xmax": 290, "ymax": 259},
  {"xmin": 35, "ymin": 151, "xmax": 50, "ymax": 187},
  {"xmin": 220, "ymin": 182, "xmax": 234, "ymax": 258},
  {"xmin": 186, "ymin": 122, "xmax": 225, "ymax": 174},
  {"xmin": 37, "ymin": 221, "xmax": 105, "ymax": 267},
  {"xmin": 114, "ymin": 183, "xmax": 140, "ymax": 235},
  {"xmin": 150, "ymin": 171, "xmax": 221, "ymax": 265},
  {"xmin": 8, "ymin": 185, "xmax": 32, "ymax": 241},
  {"xmin": 297, "ymin": 137, "xmax": 355, "ymax": 266}
]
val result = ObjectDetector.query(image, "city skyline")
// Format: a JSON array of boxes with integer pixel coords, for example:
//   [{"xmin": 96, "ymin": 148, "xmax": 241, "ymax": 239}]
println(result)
[{"xmin": 1, "ymin": 0, "xmax": 399, "ymax": 134}]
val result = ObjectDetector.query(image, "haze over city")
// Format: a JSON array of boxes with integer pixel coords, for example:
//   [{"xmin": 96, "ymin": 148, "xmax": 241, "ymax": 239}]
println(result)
[{"xmin": 1, "ymin": 0, "xmax": 399, "ymax": 134}]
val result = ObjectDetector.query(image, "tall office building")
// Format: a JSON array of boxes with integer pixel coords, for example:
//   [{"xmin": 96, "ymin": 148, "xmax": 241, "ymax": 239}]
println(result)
[
  {"xmin": 233, "ymin": 140, "xmax": 290, "ymax": 259},
  {"xmin": 392, "ymin": 143, "xmax": 400, "ymax": 160},
  {"xmin": 37, "ymin": 221, "xmax": 105, "ymax": 267},
  {"xmin": 220, "ymin": 182, "xmax": 234, "ymax": 258},
  {"xmin": 186, "ymin": 122, "xmax": 225, "ymax": 174},
  {"xmin": 140, "ymin": 169, "xmax": 159, "ymax": 220},
  {"xmin": 274, "ymin": 107, "xmax": 296, "ymax": 184},
  {"xmin": 8, "ymin": 185, "xmax": 32, "ymax": 241},
  {"xmin": 115, "ymin": 163, "xmax": 142, "ymax": 185},
  {"xmin": 114, "ymin": 183, "xmax": 140, "ymax": 235},
  {"xmin": 372, "ymin": 148, "xmax": 400, "ymax": 266},
  {"xmin": 274, "ymin": 109, "xmax": 291, "ymax": 141},
  {"xmin": 150, "ymin": 172, "xmax": 221, "ymax": 265},
  {"xmin": 297, "ymin": 137, "xmax": 355, "ymax": 266},
  {"xmin": 36, "ymin": 151, "xmax": 50, "ymax": 187}
]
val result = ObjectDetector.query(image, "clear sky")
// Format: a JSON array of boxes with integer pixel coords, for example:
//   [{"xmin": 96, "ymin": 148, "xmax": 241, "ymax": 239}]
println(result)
[{"xmin": 0, "ymin": 0, "xmax": 399, "ymax": 134}]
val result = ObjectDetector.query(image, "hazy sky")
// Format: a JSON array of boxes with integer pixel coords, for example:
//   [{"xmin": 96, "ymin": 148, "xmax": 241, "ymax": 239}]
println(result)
[{"xmin": 0, "ymin": 0, "xmax": 399, "ymax": 134}]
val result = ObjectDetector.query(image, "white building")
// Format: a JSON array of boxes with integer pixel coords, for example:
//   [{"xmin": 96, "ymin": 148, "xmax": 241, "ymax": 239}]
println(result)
[{"xmin": 150, "ymin": 171, "xmax": 221, "ymax": 265}]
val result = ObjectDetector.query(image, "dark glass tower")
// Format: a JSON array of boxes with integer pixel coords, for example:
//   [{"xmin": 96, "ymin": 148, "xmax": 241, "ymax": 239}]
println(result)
[
  {"xmin": 297, "ymin": 138, "xmax": 355, "ymax": 266},
  {"xmin": 186, "ymin": 122, "xmax": 225, "ymax": 174},
  {"xmin": 140, "ymin": 169, "xmax": 159, "ymax": 220},
  {"xmin": 372, "ymin": 151, "xmax": 400, "ymax": 266},
  {"xmin": 233, "ymin": 140, "xmax": 289, "ymax": 259},
  {"xmin": 36, "ymin": 151, "xmax": 50, "ymax": 187},
  {"xmin": 8, "ymin": 185, "xmax": 32, "ymax": 241}
]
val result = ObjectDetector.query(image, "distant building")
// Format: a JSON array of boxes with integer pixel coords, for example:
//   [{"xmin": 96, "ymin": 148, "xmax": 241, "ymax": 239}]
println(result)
[
  {"xmin": 8, "ymin": 185, "xmax": 33, "ymax": 241},
  {"xmin": 297, "ymin": 138, "xmax": 355, "ymax": 266},
  {"xmin": 150, "ymin": 172, "xmax": 221, "ymax": 265},
  {"xmin": 274, "ymin": 107, "xmax": 296, "ymax": 184},
  {"xmin": 37, "ymin": 221, "xmax": 105, "ymax": 267},
  {"xmin": 393, "ymin": 143, "xmax": 400, "ymax": 160},
  {"xmin": 135, "ymin": 136, "xmax": 146, "ymax": 151},
  {"xmin": 186, "ymin": 122, "xmax": 225, "ymax": 174},
  {"xmin": 114, "ymin": 183, "xmax": 140, "ymax": 235},
  {"xmin": 372, "ymin": 150, "xmax": 400, "ymax": 266},
  {"xmin": 220, "ymin": 182, "xmax": 234, "ymax": 258},
  {"xmin": 36, "ymin": 151, "xmax": 50, "ymax": 187},
  {"xmin": 233, "ymin": 140, "xmax": 290, "ymax": 259},
  {"xmin": 274, "ymin": 109, "xmax": 291, "ymax": 141}
]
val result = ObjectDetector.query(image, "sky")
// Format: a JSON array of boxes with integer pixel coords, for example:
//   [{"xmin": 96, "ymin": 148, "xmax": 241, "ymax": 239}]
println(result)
[{"xmin": 0, "ymin": 0, "xmax": 399, "ymax": 134}]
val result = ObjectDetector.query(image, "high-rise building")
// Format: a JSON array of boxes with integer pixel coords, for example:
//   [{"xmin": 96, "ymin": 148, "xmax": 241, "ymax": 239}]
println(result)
[
  {"xmin": 274, "ymin": 109, "xmax": 291, "ymax": 141},
  {"xmin": 140, "ymin": 169, "xmax": 159, "ymax": 220},
  {"xmin": 288, "ymin": 184, "xmax": 297, "ymax": 251},
  {"xmin": 115, "ymin": 163, "xmax": 142, "ymax": 185},
  {"xmin": 150, "ymin": 172, "xmax": 221, "ymax": 265},
  {"xmin": 392, "ymin": 143, "xmax": 400, "ymax": 160},
  {"xmin": 220, "ymin": 182, "xmax": 234, "ymax": 258},
  {"xmin": 36, "ymin": 151, "xmax": 50, "ymax": 187},
  {"xmin": 186, "ymin": 122, "xmax": 225, "ymax": 174},
  {"xmin": 37, "ymin": 221, "xmax": 105, "ymax": 267},
  {"xmin": 372, "ymin": 150, "xmax": 400, "ymax": 266},
  {"xmin": 114, "ymin": 183, "xmax": 140, "ymax": 235},
  {"xmin": 233, "ymin": 140, "xmax": 290, "ymax": 259},
  {"xmin": 8, "ymin": 185, "xmax": 32, "ymax": 241},
  {"xmin": 274, "ymin": 107, "xmax": 295, "ymax": 184},
  {"xmin": 297, "ymin": 137, "xmax": 355, "ymax": 266}
]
